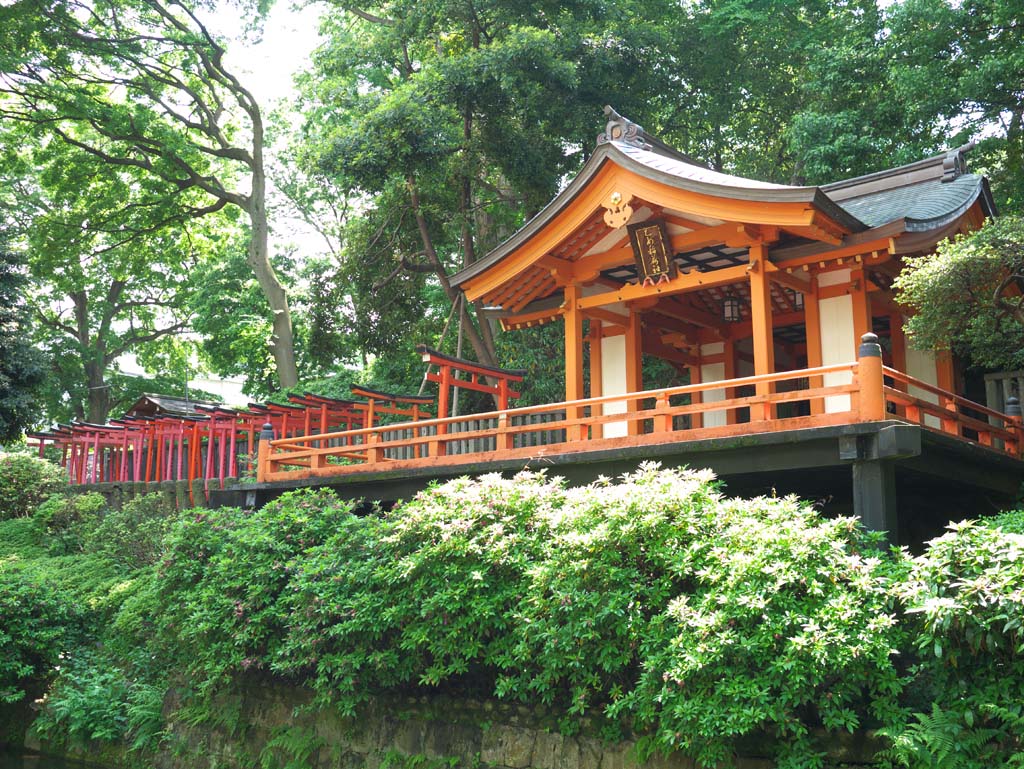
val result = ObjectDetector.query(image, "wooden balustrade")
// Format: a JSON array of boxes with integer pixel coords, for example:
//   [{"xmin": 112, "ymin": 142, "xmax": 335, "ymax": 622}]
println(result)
[
  {"xmin": 883, "ymin": 367, "xmax": 1024, "ymax": 453},
  {"xmin": 36, "ymin": 337, "xmax": 1024, "ymax": 495},
  {"xmin": 256, "ymin": 351, "xmax": 1024, "ymax": 484},
  {"xmin": 258, "ymin": 362, "xmax": 866, "ymax": 483}
]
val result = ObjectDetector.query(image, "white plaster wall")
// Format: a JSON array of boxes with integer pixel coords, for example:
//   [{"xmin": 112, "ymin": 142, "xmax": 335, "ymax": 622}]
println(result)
[
  {"xmin": 906, "ymin": 345, "xmax": 941, "ymax": 429},
  {"xmin": 601, "ymin": 334, "xmax": 629, "ymax": 438},
  {"xmin": 699, "ymin": 342, "xmax": 727, "ymax": 428},
  {"xmin": 819, "ymin": 293, "xmax": 854, "ymax": 413}
]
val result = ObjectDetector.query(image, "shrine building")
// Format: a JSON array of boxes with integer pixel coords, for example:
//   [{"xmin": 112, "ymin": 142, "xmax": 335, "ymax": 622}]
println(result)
[{"xmin": 37, "ymin": 108, "xmax": 1024, "ymax": 544}]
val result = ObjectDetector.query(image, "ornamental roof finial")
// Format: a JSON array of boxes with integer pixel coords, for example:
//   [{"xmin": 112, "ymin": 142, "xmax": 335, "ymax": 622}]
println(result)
[{"xmin": 597, "ymin": 105, "xmax": 653, "ymax": 150}]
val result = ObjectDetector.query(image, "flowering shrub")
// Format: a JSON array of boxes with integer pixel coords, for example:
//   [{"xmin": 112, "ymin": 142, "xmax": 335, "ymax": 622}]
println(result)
[
  {"xmin": 10, "ymin": 464, "xmax": 1022, "ymax": 768},
  {"xmin": 150, "ymin": 466, "xmax": 907, "ymax": 767},
  {"xmin": 881, "ymin": 511, "xmax": 1024, "ymax": 767}
]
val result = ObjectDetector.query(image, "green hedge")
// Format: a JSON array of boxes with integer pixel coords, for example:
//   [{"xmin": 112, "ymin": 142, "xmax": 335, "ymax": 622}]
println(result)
[
  {"xmin": 146, "ymin": 466, "xmax": 907, "ymax": 766},
  {"xmin": 0, "ymin": 452, "xmax": 66, "ymax": 521},
  {"xmin": 4, "ymin": 464, "xmax": 1023, "ymax": 767}
]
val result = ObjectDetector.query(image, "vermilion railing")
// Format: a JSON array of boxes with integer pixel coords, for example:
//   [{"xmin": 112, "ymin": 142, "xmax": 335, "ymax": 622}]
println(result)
[
  {"xmin": 883, "ymin": 367, "xmax": 1022, "ymax": 453},
  {"xmin": 257, "ymin": 362, "xmax": 866, "ymax": 483},
  {"xmin": 256, "ymin": 344, "xmax": 1024, "ymax": 484}
]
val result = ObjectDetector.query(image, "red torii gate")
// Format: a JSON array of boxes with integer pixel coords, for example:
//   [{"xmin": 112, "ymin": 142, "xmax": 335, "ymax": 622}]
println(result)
[{"xmin": 416, "ymin": 345, "xmax": 526, "ymax": 418}]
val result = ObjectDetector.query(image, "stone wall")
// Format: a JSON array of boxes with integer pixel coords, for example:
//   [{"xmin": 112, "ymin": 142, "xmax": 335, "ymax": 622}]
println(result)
[{"xmin": 20, "ymin": 677, "xmax": 880, "ymax": 769}]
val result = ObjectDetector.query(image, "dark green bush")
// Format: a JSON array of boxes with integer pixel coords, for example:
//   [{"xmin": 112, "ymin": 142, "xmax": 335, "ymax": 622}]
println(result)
[
  {"xmin": 0, "ymin": 452, "xmax": 66, "ymax": 520},
  {"xmin": 0, "ymin": 561, "xmax": 86, "ymax": 703},
  {"xmin": 34, "ymin": 492, "xmax": 107, "ymax": 554},
  {"xmin": 84, "ymin": 493, "xmax": 177, "ymax": 570},
  {"xmin": 881, "ymin": 513, "xmax": 1024, "ymax": 768},
  {"xmin": 152, "ymin": 488, "xmax": 359, "ymax": 696}
]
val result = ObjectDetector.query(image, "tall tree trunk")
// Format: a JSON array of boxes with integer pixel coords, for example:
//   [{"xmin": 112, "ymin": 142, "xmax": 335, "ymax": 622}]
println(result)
[
  {"xmin": 408, "ymin": 178, "xmax": 498, "ymax": 368},
  {"xmin": 85, "ymin": 360, "xmax": 110, "ymax": 424},
  {"xmin": 248, "ymin": 116, "xmax": 299, "ymax": 389}
]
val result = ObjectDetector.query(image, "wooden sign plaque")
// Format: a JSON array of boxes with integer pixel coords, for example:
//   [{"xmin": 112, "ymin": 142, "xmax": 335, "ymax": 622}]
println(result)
[{"xmin": 627, "ymin": 220, "xmax": 676, "ymax": 286}]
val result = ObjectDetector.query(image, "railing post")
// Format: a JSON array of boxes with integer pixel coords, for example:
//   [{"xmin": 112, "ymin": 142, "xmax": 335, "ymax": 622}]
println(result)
[
  {"xmin": 656, "ymin": 392, "xmax": 672, "ymax": 433},
  {"xmin": 256, "ymin": 422, "xmax": 274, "ymax": 484},
  {"xmin": 1006, "ymin": 396, "xmax": 1022, "ymax": 456},
  {"xmin": 858, "ymin": 332, "xmax": 885, "ymax": 422},
  {"xmin": 497, "ymin": 412, "xmax": 513, "ymax": 451},
  {"xmin": 367, "ymin": 430, "xmax": 383, "ymax": 465}
]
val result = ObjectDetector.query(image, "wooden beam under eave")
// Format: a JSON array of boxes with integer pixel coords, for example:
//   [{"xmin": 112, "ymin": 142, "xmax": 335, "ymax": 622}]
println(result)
[
  {"xmin": 646, "ymin": 311, "xmax": 703, "ymax": 340},
  {"xmin": 583, "ymin": 306, "xmax": 629, "ymax": 326},
  {"xmin": 765, "ymin": 264, "xmax": 811, "ymax": 295},
  {"xmin": 655, "ymin": 298, "xmax": 728, "ymax": 335},
  {"xmin": 537, "ymin": 254, "xmax": 574, "ymax": 282},
  {"xmin": 571, "ymin": 220, "xmax": 758, "ymax": 283},
  {"xmin": 498, "ymin": 305, "xmax": 565, "ymax": 331},
  {"xmin": 772, "ymin": 236, "xmax": 895, "ymax": 273},
  {"xmin": 644, "ymin": 336, "xmax": 696, "ymax": 367},
  {"xmin": 578, "ymin": 263, "xmax": 750, "ymax": 310}
]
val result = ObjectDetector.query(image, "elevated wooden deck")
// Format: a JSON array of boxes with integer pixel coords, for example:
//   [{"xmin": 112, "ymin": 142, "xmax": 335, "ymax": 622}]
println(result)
[
  {"xmin": 246, "ymin": 343, "xmax": 1024, "ymax": 543},
  {"xmin": 258, "ymin": 361, "xmax": 1023, "ymax": 483}
]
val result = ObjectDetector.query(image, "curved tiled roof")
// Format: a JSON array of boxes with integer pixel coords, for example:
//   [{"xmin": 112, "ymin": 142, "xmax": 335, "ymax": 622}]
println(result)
[
  {"xmin": 614, "ymin": 143, "xmax": 794, "ymax": 190},
  {"xmin": 451, "ymin": 109, "xmax": 997, "ymax": 295},
  {"xmin": 835, "ymin": 174, "xmax": 988, "ymax": 231}
]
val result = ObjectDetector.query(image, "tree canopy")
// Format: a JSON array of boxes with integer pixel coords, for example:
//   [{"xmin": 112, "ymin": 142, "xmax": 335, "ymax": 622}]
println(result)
[
  {"xmin": 0, "ymin": 241, "xmax": 45, "ymax": 443},
  {"xmin": 895, "ymin": 216, "xmax": 1024, "ymax": 372},
  {"xmin": 1, "ymin": 0, "xmax": 1024, "ymax": 427}
]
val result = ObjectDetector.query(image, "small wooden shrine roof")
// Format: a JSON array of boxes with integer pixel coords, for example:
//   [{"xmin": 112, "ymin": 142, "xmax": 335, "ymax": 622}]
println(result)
[{"xmin": 126, "ymin": 393, "xmax": 222, "ymax": 418}]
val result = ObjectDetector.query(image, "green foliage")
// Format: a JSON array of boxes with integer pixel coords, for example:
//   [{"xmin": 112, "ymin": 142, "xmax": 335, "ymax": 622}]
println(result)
[
  {"xmin": 34, "ymin": 492, "xmax": 107, "ymax": 555},
  {"xmin": 32, "ymin": 649, "xmax": 166, "ymax": 753},
  {"xmin": 259, "ymin": 725, "xmax": 324, "ymax": 769},
  {"xmin": 0, "ymin": 559, "xmax": 86, "ymax": 703},
  {"xmin": 0, "ymin": 452, "xmax": 66, "ymax": 521},
  {"xmin": 881, "ymin": 515, "xmax": 1024, "ymax": 767},
  {"xmin": 151, "ymin": 490, "xmax": 359, "ymax": 695},
  {"xmin": 146, "ymin": 467, "xmax": 908, "ymax": 767},
  {"xmin": 0, "ymin": 484, "xmax": 166, "ymax": 751},
  {"xmin": 84, "ymin": 493, "xmax": 178, "ymax": 571},
  {"xmin": 895, "ymin": 216, "xmax": 1024, "ymax": 371},
  {"xmin": 0, "ymin": 242, "xmax": 45, "ymax": 441}
]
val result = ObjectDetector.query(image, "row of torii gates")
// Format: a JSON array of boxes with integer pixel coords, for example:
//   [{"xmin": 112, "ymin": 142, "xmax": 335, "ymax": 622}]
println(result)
[{"xmin": 29, "ymin": 348, "xmax": 525, "ymax": 505}]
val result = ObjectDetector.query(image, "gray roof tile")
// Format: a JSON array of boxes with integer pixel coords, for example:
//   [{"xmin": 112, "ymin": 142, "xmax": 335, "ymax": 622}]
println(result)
[{"xmin": 836, "ymin": 175, "xmax": 984, "ymax": 230}]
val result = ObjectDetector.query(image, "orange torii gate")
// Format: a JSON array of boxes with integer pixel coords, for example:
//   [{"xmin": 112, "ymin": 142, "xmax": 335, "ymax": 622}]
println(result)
[
  {"xmin": 349, "ymin": 385, "xmax": 433, "ymax": 425},
  {"xmin": 416, "ymin": 345, "xmax": 526, "ymax": 418},
  {"xmin": 286, "ymin": 393, "xmax": 368, "ymax": 444}
]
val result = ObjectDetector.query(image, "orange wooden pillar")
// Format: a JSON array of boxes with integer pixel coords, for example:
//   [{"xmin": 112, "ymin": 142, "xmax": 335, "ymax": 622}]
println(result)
[
  {"xmin": 589, "ymin": 320, "xmax": 603, "ymax": 439},
  {"xmin": 805, "ymin": 276, "xmax": 824, "ymax": 415},
  {"xmin": 936, "ymin": 351, "xmax": 958, "ymax": 436},
  {"xmin": 564, "ymin": 284, "xmax": 584, "ymax": 439},
  {"xmin": 850, "ymin": 267, "xmax": 872, "ymax": 343},
  {"xmin": 889, "ymin": 314, "xmax": 907, "ymax": 378},
  {"xmin": 748, "ymin": 243, "xmax": 775, "ymax": 420},
  {"xmin": 723, "ymin": 337, "xmax": 737, "ymax": 425},
  {"xmin": 625, "ymin": 308, "xmax": 642, "ymax": 436},
  {"xmin": 688, "ymin": 364, "xmax": 702, "ymax": 429}
]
